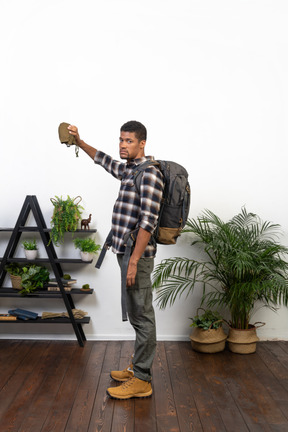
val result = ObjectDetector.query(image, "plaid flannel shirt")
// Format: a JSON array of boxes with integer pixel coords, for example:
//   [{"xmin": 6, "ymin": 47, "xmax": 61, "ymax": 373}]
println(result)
[{"xmin": 94, "ymin": 151, "xmax": 164, "ymax": 257}]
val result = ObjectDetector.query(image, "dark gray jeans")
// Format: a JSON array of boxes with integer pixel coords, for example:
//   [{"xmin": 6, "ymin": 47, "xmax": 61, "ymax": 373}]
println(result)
[{"xmin": 117, "ymin": 254, "xmax": 156, "ymax": 382}]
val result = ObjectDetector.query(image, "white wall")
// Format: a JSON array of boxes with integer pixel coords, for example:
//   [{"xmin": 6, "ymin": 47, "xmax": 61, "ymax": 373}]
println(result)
[{"xmin": 0, "ymin": 0, "xmax": 288, "ymax": 341}]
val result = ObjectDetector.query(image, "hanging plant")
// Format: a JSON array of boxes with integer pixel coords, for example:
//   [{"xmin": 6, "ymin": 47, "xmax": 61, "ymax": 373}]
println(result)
[{"xmin": 49, "ymin": 195, "xmax": 84, "ymax": 246}]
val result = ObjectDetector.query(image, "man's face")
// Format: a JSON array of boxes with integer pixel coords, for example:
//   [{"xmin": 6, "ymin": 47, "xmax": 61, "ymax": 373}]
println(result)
[{"xmin": 119, "ymin": 131, "xmax": 145, "ymax": 161}]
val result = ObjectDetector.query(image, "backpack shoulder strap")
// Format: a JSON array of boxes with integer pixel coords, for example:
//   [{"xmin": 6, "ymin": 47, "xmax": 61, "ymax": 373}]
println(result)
[
  {"xmin": 95, "ymin": 229, "xmax": 113, "ymax": 269},
  {"xmin": 132, "ymin": 160, "xmax": 160, "ymax": 194}
]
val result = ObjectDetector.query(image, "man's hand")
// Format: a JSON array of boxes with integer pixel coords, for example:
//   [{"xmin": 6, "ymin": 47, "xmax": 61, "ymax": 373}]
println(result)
[
  {"xmin": 126, "ymin": 259, "xmax": 138, "ymax": 287},
  {"xmin": 67, "ymin": 125, "xmax": 97, "ymax": 160},
  {"xmin": 68, "ymin": 125, "xmax": 81, "ymax": 146},
  {"xmin": 126, "ymin": 228, "xmax": 152, "ymax": 287}
]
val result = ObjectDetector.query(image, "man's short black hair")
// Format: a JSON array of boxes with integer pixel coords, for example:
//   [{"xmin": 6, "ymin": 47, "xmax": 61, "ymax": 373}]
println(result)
[{"xmin": 120, "ymin": 120, "xmax": 147, "ymax": 142}]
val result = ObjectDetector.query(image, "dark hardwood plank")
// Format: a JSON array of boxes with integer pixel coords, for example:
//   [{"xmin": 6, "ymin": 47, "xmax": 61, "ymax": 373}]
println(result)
[
  {"xmin": 110, "ymin": 341, "xmax": 135, "ymax": 432},
  {"xmin": 198, "ymin": 350, "xmax": 249, "ymax": 432},
  {"xmin": 101, "ymin": 340, "xmax": 122, "ymax": 373},
  {"xmin": 119, "ymin": 340, "xmax": 134, "ymax": 360},
  {"xmin": 64, "ymin": 341, "xmax": 108, "ymax": 432},
  {"xmin": 0, "ymin": 370, "xmax": 30, "ymax": 422},
  {"xmin": 179, "ymin": 342, "xmax": 226, "ymax": 432},
  {"xmin": 249, "ymin": 343, "xmax": 288, "ymax": 424},
  {"xmin": 278, "ymin": 341, "xmax": 288, "ymax": 355},
  {"xmin": 0, "ymin": 341, "xmax": 69, "ymax": 431},
  {"xmin": 219, "ymin": 350, "xmax": 274, "ymax": 432},
  {"xmin": 88, "ymin": 340, "xmax": 123, "ymax": 432},
  {"xmin": 18, "ymin": 341, "xmax": 78, "ymax": 432},
  {"xmin": 41, "ymin": 341, "xmax": 93, "ymax": 432},
  {"xmin": 88, "ymin": 373, "xmax": 115, "ymax": 432},
  {"xmin": 165, "ymin": 341, "xmax": 203, "ymax": 432},
  {"xmin": 134, "ymin": 396, "xmax": 157, "ymax": 432},
  {"xmin": 111, "ymin": 399, "xmax": 135, "ymax": 432},
  {"xmin": 0, "ymin": 340, "xmax": 36, "ymax": 390},
  {"xmin": 0, "ymin": 340, "xmax": 287, "ymax": 431},
  {"xmin": 153, "ymin": 341, "xmax": 180, "ymax": 432},
  {"xmin": 260, "ymin": 341, "xmax": 288, "ymax": 378}
]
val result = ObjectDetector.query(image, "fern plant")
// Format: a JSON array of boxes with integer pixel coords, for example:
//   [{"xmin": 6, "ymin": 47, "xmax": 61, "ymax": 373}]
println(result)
[
  {"xmin": 153, "ymin": 207, "xmax": 288, "ymax": 329},
  {"xmin": 49, "ymin": 195, "xmax": 83, "ymax": 246},
  {"xmin": 73, "ymin": 237, "xmax": 101, "ymax": 253},
  {"xmin": 22, "ymin": 239, "xmax": 37, "ymax": 250}
]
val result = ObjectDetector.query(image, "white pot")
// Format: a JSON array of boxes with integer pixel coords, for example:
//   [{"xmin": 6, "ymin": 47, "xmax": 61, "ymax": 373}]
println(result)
[
  {"xmin": 80, "ymin": 251, "xmax": 93, "ymax": 262},
  {"xmin": 25, "ymin": 249, "xmax": 37, "ymax": 260}
]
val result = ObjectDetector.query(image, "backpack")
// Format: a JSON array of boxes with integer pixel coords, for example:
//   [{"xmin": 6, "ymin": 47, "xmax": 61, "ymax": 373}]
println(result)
[{"xmin": 132, "ymin": 160, "xmax": 191, "ymax": 245}]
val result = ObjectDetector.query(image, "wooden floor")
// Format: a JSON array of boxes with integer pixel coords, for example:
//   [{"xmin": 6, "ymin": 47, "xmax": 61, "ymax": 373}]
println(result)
[{"xmin": 0, "ymin": 340, "xmax": 288, "ymax": 432}]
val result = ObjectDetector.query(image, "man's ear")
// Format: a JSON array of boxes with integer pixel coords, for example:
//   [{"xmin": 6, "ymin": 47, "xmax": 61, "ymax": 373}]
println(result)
[{"xmin": 140, "ymin": 140, "xmax": 146, "ymax": 149}]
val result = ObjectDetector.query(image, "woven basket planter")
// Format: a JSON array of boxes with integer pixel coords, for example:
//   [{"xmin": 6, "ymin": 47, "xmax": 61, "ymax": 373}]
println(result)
[
  {"xmin": 190, "ymin": 326, "xmax": 227, "ymax": 353},
  {"xmin": 227, "ymin": 325, "xmax": 260, "ymax": 354},
  {"xmin": 9, "ymin": 274, "xmax": 22, "ymax": 290}
]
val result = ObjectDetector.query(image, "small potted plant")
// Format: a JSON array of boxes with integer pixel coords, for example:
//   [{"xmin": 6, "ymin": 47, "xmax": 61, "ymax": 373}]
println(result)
[
  {"xmin": 81, "ymin": 283, "xmax": 92, "ymax": 292},
  {"xmin": 22, "ymin": 239, "xmax": 38, "ymax": 260},
  {"xmin": 5, "ymin": 263, "xmax": 23, "ymax": 290},
  {"xmin": 73, "ymin": 237, "xmax": 101, "ymax": 261},
  {"xmin": 49, "ymin": 195, "xmax": 84, "ymax": 246},
  {"xmin": 4, "ymin": 263, "xmax": 50, "ymax": 294},
  {"xmin": 189, "ymin": 308, "xmax": 227, "ymax": 353},
  {"xmin": 20, "ymin": 264, "xmax": 50, "ymax": 295}
]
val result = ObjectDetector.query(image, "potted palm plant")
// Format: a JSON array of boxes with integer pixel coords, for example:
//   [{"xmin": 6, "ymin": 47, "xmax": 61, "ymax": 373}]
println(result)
[
  {"xmin": 153, "ymin": 208, "xmax": 288, "ymax": 354},
  {"xmin": 49, "ymin": 195, "xmax": 84, "ymax": 246},
  {"xmin": 73, "ymin": 237, "xmax": 101, "ymax": 261}
]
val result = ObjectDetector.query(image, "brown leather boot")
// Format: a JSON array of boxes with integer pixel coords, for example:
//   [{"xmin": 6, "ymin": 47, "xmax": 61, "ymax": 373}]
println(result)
[
  {"xmin": 110, "ymin": 364, "xmax": 134, "ymax": 382},
  {"xmin": 107, "ymin": 377, "xmax": 152, "ymax": 400}
]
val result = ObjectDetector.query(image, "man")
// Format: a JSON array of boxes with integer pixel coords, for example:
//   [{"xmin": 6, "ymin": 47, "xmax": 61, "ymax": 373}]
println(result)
[{"xmin": 68, "ymin": 121, "xmax": 164, "ymax": 399}]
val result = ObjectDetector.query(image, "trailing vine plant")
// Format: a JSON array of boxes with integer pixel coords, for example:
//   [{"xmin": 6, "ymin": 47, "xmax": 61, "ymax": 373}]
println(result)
[{"xmin": 49, "ymin": 195, "xmax": 84, "ymax": 246}]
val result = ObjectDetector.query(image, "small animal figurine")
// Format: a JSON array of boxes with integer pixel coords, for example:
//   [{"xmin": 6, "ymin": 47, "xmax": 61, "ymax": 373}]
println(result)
[{"xmin": 81, "ymin": 214, "xmax": 92, "ymax": 230}]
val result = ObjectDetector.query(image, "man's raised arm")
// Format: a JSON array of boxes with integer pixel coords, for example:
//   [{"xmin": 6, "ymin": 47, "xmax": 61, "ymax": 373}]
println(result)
[{"xmin": 68, "ymin": 125, "xmax": 97, "ymax": 160}]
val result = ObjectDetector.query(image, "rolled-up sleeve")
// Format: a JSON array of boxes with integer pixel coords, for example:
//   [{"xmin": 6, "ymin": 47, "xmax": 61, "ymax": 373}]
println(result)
[
  {"xmin": 94, "ymin": 150, "xmax": 125, "ymax": 180},
  {"xmin": 139, "ymin": 167, "xmax": 164, "ymax": 234}
]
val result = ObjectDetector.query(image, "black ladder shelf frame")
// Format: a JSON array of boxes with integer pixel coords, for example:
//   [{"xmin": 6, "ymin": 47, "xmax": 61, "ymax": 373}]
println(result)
[{"xmin": 0, "ymin": 195, "xmax": 96, "ymax": 347}]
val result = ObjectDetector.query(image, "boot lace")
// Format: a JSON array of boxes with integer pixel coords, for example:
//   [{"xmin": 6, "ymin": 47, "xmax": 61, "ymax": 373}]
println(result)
[{"xmin": 121, "ymin": 377, "xmax": 137, "ymax": 389}]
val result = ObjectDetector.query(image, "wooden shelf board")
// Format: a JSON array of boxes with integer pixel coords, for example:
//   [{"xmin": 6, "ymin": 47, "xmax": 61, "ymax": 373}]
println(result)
[
  {"xmin": 0, "ymin": 288, "xmax": 94, "ymax": 298},
  {"xmin": 0, "ymin": 316, "xmax": 90, "ymax": 324},
  {"xmin": 0, "ymin": 227, "xmax": 97, "ymax": 233},
  {"xmin": 1, "ymin": 258, "xmax": 93, "ymax": 264}
]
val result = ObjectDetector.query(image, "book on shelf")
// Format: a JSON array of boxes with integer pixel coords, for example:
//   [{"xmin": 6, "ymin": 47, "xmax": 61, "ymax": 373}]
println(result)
[
  {"xmin": 0, "ymin": 314, "xmax": 17, "ymax": 321},
  {"xmin": 47, "ymin": 286, "xmax": 72, "ymax": 292},
  {"xmin": 8, "ymin": 309, "xmax": 38, "ymax": 320},
  {"xmin": 48, "ymin": 278, "xmax": 77, "ymax": 285}
]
